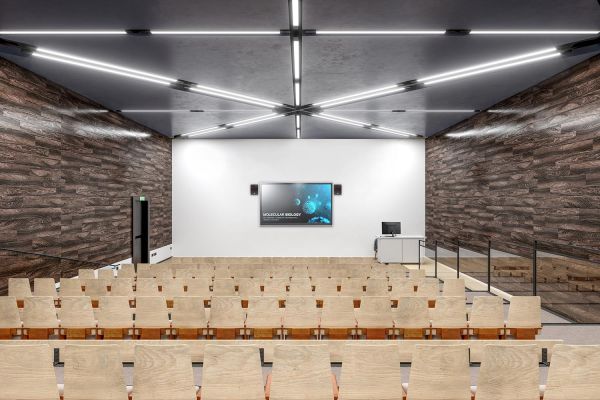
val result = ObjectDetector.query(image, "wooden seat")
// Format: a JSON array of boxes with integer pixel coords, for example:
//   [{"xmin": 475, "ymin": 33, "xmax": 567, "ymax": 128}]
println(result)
[
  {"xmin": 173, "ymin": 264, "xmax": 200, "ymax": 279},
  {"xmin": 134, "ymin": 296, "xmax": 170, "ymax": 339},
  {"xmin": 78, "ymin": 268, "xmax": 96, "ymax": 280},
  {"xmin": 313, "ymin": 278, "xmax": 340, "ymax": 304},
  {"xmin": 544, "ymin": 344, "xmax": 600, "ymax": 400},
  {"xmin": 245, "ymin": 296, "xmax": 282, "ymax": 339},
  {"xmin": 338, "ymin": 343, "xmax": 403, "ymax": 400},
  {"xmin": 468, "ymin": 296, "xmax": 505, "ymax": 339},
  {"xmin": 170, "ymin": 296, "xmax": 207, "ymax": 339},
  {"xmin": 132, "ymin": 345, "xmax": 197, "ymax": 400},
  {"xmin": 0, "ymin": 296, "xmax": 22, "ymax": 339},
  {"xmin": 268, "ymin": 345, "xmax": 336, "ymax": 400},
  {"xmin": 386, "ymin": 266, "xmax": 408, "ymax": 279},
  {"xmin": 151, "ymin": 264, "xmax": 173, "ymax": 279},
  {"xmin": 271, "ymin": 265, "xmax": 293, "ymax": 279},
  {"xmin": 8, "ymin": 277, "xmax": 32, "ymax": 307},
  {"xmin": 263, "ymin": 278, "xmax": 289, "ymax": 300},
  {"xmin": 117, "ymin": 264, "xmax": 135, "ymax": 279},
  {"xmin": 431, "ymin": 296, "xmax": 468, "ymax": 339},
  {"xmin": 442, "ymin": 278, "xmax": 465, "ymax": 298},
  {"xmin": 60, "ymin": 278, "xmax": 84, "ymax": 297},
  {"xmin": 475, "ymin": 345, "xmax": 539, "ymax": 400},
  {"xmin": 368, "ymin": 266, "xmax": 388, "ymax": 279},
  {"xmin": 356, "ymin": 296, "xmax": 393, "ymax": 339},
  {"xmin": 340, "ymin": 278, "xmax": 365, "ymax": 306},
  {"xmin": 309, "ymin": 265, "xmax": 331, "ymax": 279},
  {"xmin": 96, "ymin": 296, "xmax": 134, "ymax": 339},
  {"xmin": 0, "ymin": 344, "xmax": 59, "ymax": 400},
  {"xmin": 136, "ymin": 263, "xmax": 153, "ymax": 278},
  {"xmin": 195, "ymin": 264, "xmax": 215, "ymax": 279},
  {"xmin": 393, "ymin": 297, "xmax": 431, "ymax": 339},
  {"xmin": 406, "ymin": 344, "xmax": 470, "ymax": 400},
  {"xmin": 409, "ymin": 269, "xmax": 426, "ymax": 280},
  {"xmin": 506, "ymin": 296, "xmax": 542, "ymax": 339},
  {"xmin": 237, "ymin": 278, "xmax": 262, "ymax": 306},
  {"xmin": 389, "ymin": 278, "xmax": 416, "ymax": 300},
  {"xmin": 288, "ymin": 277, "xmax": 313, "ymax": 296},
  {"xmin": 83, "ymin": 279, "xmax": 109, "ymax": 307},
  {"xmin": 214, "ymin": 265, "xmax": 231, "ymax": 279},
  {"xmin": 183, "ymin": 278, "xmax": 212, "ymax": 306},
  {"xmin": 63, "ymin": 344, "xmax": 128, "ymax": 400},
  {"xmin": 212, "ymin": 278, "xmax": 236, "ymax": 296},
  {"xmin": 365, "ymin": 278, "xmax": 390, "ymax": 296},
  {"xmin": 97, "ymin": 268, "xmax": 115, "ymax": 280},
  {"xmin": 415, "ymin": 279, "xmax": 439, "ymax": 307},
  {"xmin": 136, "ymin": 278, "xmax": 160, "ymax": 296},
  {"xmin": 159, "ymin": 278, "xmax": 186, "ymax": 307},
  {"xmin": 201, "ymin": 345, "xmax": 265, "ymax": 400},
  {"xmin": 22, "ymin": 296, "xmax": 60, "ymax": 339},
  {"xmin": 282, "ymin": 296, "xmax": 319, "ymax": 339},
  {"xmin": 319, "ymin": 296, "xmax": 356, "ymax": 339},
  {"xmin": 59, "ymin": 296, "xmax": 96, "ymax": 339},
  {"xmin": 208, "ymin": 296, "xmax": 245, "ymax": 339},
  {"xmin": 291, "ymin": 265, "xmax": 310, "ymax": 279},
  {"xmin": 110, "ymin": 278, "xmax": 135, "ymax": 305},
  {"xmin": 34, "ymin": 278, "xmax": 59, "ymax": 304}
]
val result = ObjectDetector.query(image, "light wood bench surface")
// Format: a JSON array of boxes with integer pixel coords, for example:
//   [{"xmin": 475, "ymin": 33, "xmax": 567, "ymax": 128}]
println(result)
[
  {"xmin": 543, "ymin": 344, "xmax": 600, "ymax": 400},
  {"xmin": 0, "ymin": 344, "xmax": 59, "ymax": 400}
]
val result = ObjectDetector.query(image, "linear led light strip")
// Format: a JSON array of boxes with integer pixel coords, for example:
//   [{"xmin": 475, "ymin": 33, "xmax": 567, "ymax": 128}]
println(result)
[
  {"xmin": 314, "ymin": 30, "xmax": 599, "ymax": 35},
  {"xmin": 314, "ymin": 85, "xmax": 405, "ymax": 109},
  {"xmin": 313, "ymin": 113, "xmax": 416, "ymax": 137},
  {"xmin": 191, "ymin": 85, "xmax": 282, "ymax": 108},
  {"xmin": 295, "ymin": 115, "xmax": 301, "ymax": 139},
  {"xmin": 0, "ymin": 30, "xmax": 281, "ymax": 35},
  {"xmin": 182, "ymin": 113, "xmax": 284, "ymax": 137}
]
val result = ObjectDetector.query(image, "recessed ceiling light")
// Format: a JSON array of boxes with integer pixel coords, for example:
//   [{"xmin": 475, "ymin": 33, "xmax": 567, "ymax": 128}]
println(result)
[
  {"xmin": 191, "ymin": 85, "xmax": 282, "ymax": 109},
  {"xmin": 151, "ymin": 30, "xmax": 281, "ymax": 35},
  {"xmin": 296, "ymin": 128, "xmax": 301, "ymax": 139},
  {"xmin": 294, "ymin": 82, "xmax": 301, "ymax": 106},
  {"xmin": 230, "ymin": 113, "xmax": 284, "ymax": 128},
  {"xmin": 470, "ymin": 30, "xmax": 600, "ymax": 35},
  {"xmin": 313, "ymin": 113, "xmax": 416, "ymax": 137},
  {"xmin": 315, "ymin": 30, "xmax": 445, "ymax": 35},
  {"xmin": 292, "ymin": 40, "xmax": 301, "ymax": 80},
  {"xmin": 0, "ymin": 30, "xmax": 127, "ymax": 35},
  {"xmin": 291, "ymin": 0, "xmax": 300, "ymax": 27}
]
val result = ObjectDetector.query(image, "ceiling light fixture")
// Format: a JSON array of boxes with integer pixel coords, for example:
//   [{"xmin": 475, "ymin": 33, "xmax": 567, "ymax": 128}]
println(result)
[
  {"xmin": 296, "ymin": 128, "xmax": 301, "ymax": 139},
  {"xmin": 314, "ymin": 85, "xmax": 405, "ymax": 109},
  {"xmin": 182, "ymin": 113, "xmax": 283, "ymax": 137},
  {"xmin": 291, "ymin": 0, "xmax": 300, "ymax": 27},
  {"xmin": 313, "ymin": 113, "xmax": 416, "ymax": 137},
  {"xmin": 294, "ymin": 82, "xmax": 301, "ymax": 106},
  {"xmin": 191, "ymin": 85, "xmax": 282, "ymax": 108},
  {"xmin": 315, "ymin": 30, "xmax": 445, "ymax": 35},
  {"xmin": 151, "ymin": 30, "xmax": 281, "ymax": 35},
  {"xmin": 293, "ymin": 40, "xmax": 301, "ymax": 80},
  {"xmin": 295, "ymin": 115, "xmax": 301, "ymax": 139},
  {"xmin": 0, "ymin": 30, "xmax": 127, "ymax": 35},
  {"xmin": 470, "ymin": 30, "xmax": 600, "ymax": 35}
]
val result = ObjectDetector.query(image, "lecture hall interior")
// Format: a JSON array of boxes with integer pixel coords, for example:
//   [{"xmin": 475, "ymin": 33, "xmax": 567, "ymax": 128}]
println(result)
[{"xmin": 0, "ymin": 0, "xmax": 599, "ymax": 399}]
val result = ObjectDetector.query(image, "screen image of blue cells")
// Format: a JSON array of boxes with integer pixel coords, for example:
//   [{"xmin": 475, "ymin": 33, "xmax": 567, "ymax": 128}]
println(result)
[{"xmin": 293, "ymin": 183, "xmax": 332, "ymax": 224}]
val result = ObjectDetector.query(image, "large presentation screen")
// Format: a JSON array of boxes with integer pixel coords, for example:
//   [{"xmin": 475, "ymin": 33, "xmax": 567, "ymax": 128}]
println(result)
[{"xmin": 260, "ymin": 183, "xmax": 333, "ymax": 226}]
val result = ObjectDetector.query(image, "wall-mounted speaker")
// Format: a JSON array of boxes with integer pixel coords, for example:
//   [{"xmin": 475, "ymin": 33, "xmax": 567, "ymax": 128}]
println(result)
[
  {"xmin": 334, "ymin": 184, "xmax": 342, "ymax": 195},
  {"xmin": 250, "ymin": 184, "xmax": 259, "ymax": 195}
]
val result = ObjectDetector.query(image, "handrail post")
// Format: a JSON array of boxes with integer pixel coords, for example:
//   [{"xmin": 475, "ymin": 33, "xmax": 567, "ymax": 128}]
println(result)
[
  {"xmin": 434, "ymin": 240, "xmax": 438, "ymax": 278},
  {"xmin": 456, "ymin": 239, "xmax": 460, "ymax": 278},
  {"xmin": 487, "ymin": 240, "xmax": 491, "ymax": 293},
  {"xmin": 418, "ymin": 240, "xmax": 421, "ymax": 270},
  {"xmin": 533, "ymin": 240, "xmax": 538, "ymax": 296}
]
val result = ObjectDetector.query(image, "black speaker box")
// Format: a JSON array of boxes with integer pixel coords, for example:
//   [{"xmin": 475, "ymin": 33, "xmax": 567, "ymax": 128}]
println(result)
[
  {"xmin": 250, "ymin": 184, "xmax": 259, "ymax": 195},
  {"xmin": 334, "ymin": 184, "xmax": 342, "ymax": 195}
]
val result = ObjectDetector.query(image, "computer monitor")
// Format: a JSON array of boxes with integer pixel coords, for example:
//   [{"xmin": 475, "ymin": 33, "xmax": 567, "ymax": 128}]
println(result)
[{"xmin": 382, "ymin": 222, "xmax": 401, "ymax": 236}]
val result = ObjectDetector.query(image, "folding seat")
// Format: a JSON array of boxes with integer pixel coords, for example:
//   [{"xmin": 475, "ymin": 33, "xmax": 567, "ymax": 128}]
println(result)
[
  {"xmin": 78, "ymin": 268, "xmax": 96, "ymax": 279},
  {"xmin": 442, "ymin": 278, "xmax": 465, "ymax": 298},
  {"xmin": 330, "ymin": 264, "xmax": 349, "ymax": 279},
  {"xmin": 0, "ymin": 296, "xmax": 22, "ymax": 339},
  {"xmin": 212, "ymin": 278, "xmax": 236, "ymax": 296},
  {"xmin": 309, "ymin": 265, "xmax": 331, "ymax": 279},
  {"xmin": 263, "ymin": 278, "xmax": 289, "ymax": 301},
  {"xmin": 237, "ymin": 278, "xmax": 262, "ymax": 307},
  {"xmin": 282, "ymin": 296, "xmax": 320, "ymax": 339},
  {"xmin": 98, "ymin": 268, "xmax": 116, "ymax": 280},
  {"xmin": 63, "ymin": 344, "xmax": 128, "ymax": 400},
  {"xmin": 340, "ymin": 278, "xmax": 365, "ymax": 307},
  {"xmin": 136, "ymin": 263, "xmax": 152, "ymax": 278},
  {"xmin": 173, "ymin": 264, "xmax": 199, "ymax": 279},
  {"xmin": 214, "ymin": 264, "xmax": 231, "ymax": 279},
  {"xmin": 244, "ymin": 296, "xmax": 282, "ymax": 339},
  {"xmin": 8, "ymin": 277, "xmax": 31, "ymax": 307},
  {"xmin": 415, "ymin": 278, "xmax": 439, "ymax": 307},
  {"xmin": 133, "ymin": 296, "xmax": 170, "ymax": 339},
  {"xmin": 170, "ymin": 296, "xmax": 207, "ymax": 339},
  {"xmin": 33, "ymin": 277, "xmax": 59, "ymax": 305},
  {"xmin": 387, "ymin": 265, "xmax": 408, "ymax": 279},
  {"xmin": 252, "ymin": 264, "xmax": 271, "ymax": 280},
  {"xmin": 267, "ymin": 345, "xmax": 336, "ymax": 400},
  {"xmin": 543, "ymin": 344, "xmax": 600, "ymax": 400},
  {"xmin": 201, "ymin": 345, "xmax": 265, "ymax": 400},
  {"xmin": 393, "ymin": 297, "xmax": 431, "ymax": 339},
  {"xmin": 355, "ymin": 296, "xmax": 394, "ymax": 339},
  {"xmin": 151, "ymin": 264, "xmax": 173, "ymax": 279},
  {"xmin": 430, "ymin": 296, "xmax": 468, "ymax": 339},
  {"xmin": 83, "ymin": 279, "xmax": 109, "ymax": 307},
  {"xmin": 409, "ymin": 269, "xmax": 426, "ymax": 280},
  {"xmin": 135, "ymin": 277, "xmax": 160, "ymax": 296},
  {"xmin": 59, "ymin": 278, "xmax": 84, "ymax": 297},
  {"xmin": 338, "ymin": 344, "xmax": 404, "ymax": 400},
  {"xmin": 288, "ymin": 277, "xmax": 313, "ymax": 296},
  {"xmin": 319, "ymin": 296, "xmax": 356, "ymax": 339},
  {"xmin": 183, "ymin": 277, "xmax": 212, "ymax": 306},
  {"xmin": 271, "ymin": 264, "xmax": 293, "ymax": 279},
  {"xmin": 291, "ymin": 265, "xmax": 310, "ymax": 279},
  {"xmin": 368, "ymin": 266, "xmax": 388, "ymax": 279},
  {"xmin": 0, "ymin": 344, "xmax": 60, "ymax": 400},
  {"xmin": 474, "ymin": 345, "xmax": 539, "ymax": 400},
  {"xmin": 196, "ymin": 264, "xmax": 215, "ymax": 279},
  {"xmin": 467, "ymin": 296, "xmax": 505, "ymax": 339},
  {"xmin": 132, "ymin": 345, "xmax": 197, "ymax": 400},
  {"xmin": 59, "ymin": 296, "xmax": 96, "ymax": 339},
  {"xmin": 389, "ymin": 278, "xmax": 416, "ymax": 301},
  {"xmin": 117, "ymin": 263, "xmax": 135, "ymax": 278},
  {"xmin": 365, "ymin": 278, "xmax": 390, "ymax": 296},
  {"xmin": 313, "ymin": 278, "xmax": 339, "ymax": 304},
  {"xmin": 405, "ymin": 345, "xmax": 470, "ymax": 400},
  {"xmin": 208, "ymin": 296, "xmax": 245, "ymax": 339},
  {"xmin": 505, "ymin": 296, "xmax": 542, "ymax": 339},
  {"xmin": 230, "ymin": 264, "xmax": 254, "ymax": 279},
  {"xmin": 346, "ymin": 264, "xmax": 370, "ymax": 279},
  {"xmin": 22, "ymin": 296, "xmax": 60, "ymax": 339},
  {"xmin": 110, "ymin": 278, "xmax": 135, "ymax": 306},
  {"xmin": 159, "ymin": 278, "xmax": 185, "ymax": 307},
  {"xmin": 96, "ymin": 296, "xmax": 134, "ymax": 339}
]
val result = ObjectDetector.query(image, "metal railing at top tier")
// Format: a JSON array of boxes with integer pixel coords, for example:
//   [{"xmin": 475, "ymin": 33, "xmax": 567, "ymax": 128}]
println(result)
[{"xmin": 418, "ymin": 239, "xmax": 600, "ymax": 324}]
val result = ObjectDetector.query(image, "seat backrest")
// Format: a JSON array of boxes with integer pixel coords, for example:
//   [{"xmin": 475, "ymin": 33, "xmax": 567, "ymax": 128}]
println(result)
[
  {"xmin": 173, "ymin": 264, "xmax": 200, "ymax": 279},
  {"xmin": 387, "ymin": 266, "xmax": 408, "ymax": 279},
  {"xmin": 431, "ymin": 296, "xmax": 467, "ymax": 328},
  {"xmin": 83, "ymin": 279, "xmax": 109, "ymax": 301},
  {"xmin": 469, "ymin": 296, "xmax": 504, "ymax": 328},
  {"xmin": 313, "ymin": 278, "xmax": 339, "ymax": 298},
  {"xmin": 201, "ymin": 345, "xmax": 265, "ymax": 400},
  {"xmin": 117, "ymin": 264, "xmax": 135, "ymax": 278},
  {"xmin": 214, "ymin": 265, "xmax": 231, "ymax": 279},
  {"xmin": 209, "ymin": 296, "xmax": 245, "ymax": 328},
  {"xmin": 98, "ymin": 269, "xmax": 116, "ymax": 280},
  {"xmin": 393, "ymin": 297, "xmax": 430, "ymax": 329},
  {"xmin": 415, "ymin": 279, "xmax": 439, "ymax": 300},
  {"xmin": 443, "ymin": 279, "xmax": 465, "ymax": 297},
  {"xmin": 151, "ymin": 264, "xmax": 173, "ymax": 279},
  {"xmin": 409, "ymin": 269, "xmax": 426, "ymax": 280},
  {"xmin": 283, "ymin": 296, "xmax": 319, "ymax": 328},
  {"xmin": 133, "ymin": 345, "xmax": 196, "ymax": 400},
  {"xmin": 291, "ymin": 265, "xmax": 310, "ymax": 279},
  {"xmin": 365, "ymin": 278, "xmax": 390, "ymax": 296},
  {"xmin": 237, "ymin": 278, "xmax": 262, "ymax": 299},
  {"xmin": 136, "ymin": 278, "xmax": 160, "ymax": 296},
  {"xmin": 406, "ymin": 345, "xmax": 470, "ymax": 400},
  {"xmin": 475, "ymin": 345, "xmax": 539, "ymax": 400},
  {"xmin": 506, "ymin": 296, "xmax": 541, "ymax": 328},
  {"xmin": 271, "ymin": 265, "xmax": 293, "ymax": 279},
  {"xmin": 270, "ymin": 345, "xmax": 334, "ymax": 400},
  {"xmin": 184, "ymin": 278, "xmax": 212, "ymax": 299},
  {"xmin": 368, "ymin": 266, "xmax": 387, "ymax": 279},
  {"xmin": 195, "ymin": 264, "xmax": 215, "ymax": 279},
  {"xmin": 245, "ymin": 296, "xmax": 282, "ymax": 328},
  {"xmin": 544, "ymin": 344, "xmax": 600, "ymax": 400},
  {"xmin": 78, "ymin": 269, "xmax": 96, "ymax": 280},
  {"xmin": 22, "ymin": 296, "xmax": 59, "ymax": 328},
  {"xmin": 171, "ymin": 297, "xmax": 207, "ymax": 328},
  {"xmin": 309, "ymin": 265, "xmax": 331, "ymax": 279},
  {"xmin": 63, "ymin": 344, "xmax": 128, "ymax": 400},
  {"xmin": 340, "ymin": 278, "xmax": 365, "ymax": 297},
  {"xmin": 110, "ymin": 278, "xmax": 134, "ymax": 298},
  {"xmin": 134, "ymin": 296, "xmax": 169, "ymax": 328},
  {"xmin": 136, "ymin": 263, "xmax": 153, "ymax": 278},
  {"xmin": 59, "ymin": 296, "xmax": 95, "ymax": 328},
  {"xmin": 356, "ymin": 296, "xmax": 393, "ymax": 328},
  {"xmin": 60, "ymin": 278, "xmax": 84, "ymax": 296},
  {"xmin": 288, "ymin": 277, "xmax": 313, "ymax": 296},
  {"xmin": 8, "ymin": 277, "xmax": 32, "ymax": 300},
  {"xmin": 339, "ymin": 344, "xmax": 403, "ymax": 400},
  {"xmin": 96, "ymin": 296, "xmax": 133, "ymax": 328},
  {"xmin": 320, "ymin": 296, "xmax": 356, "ymax": 328},
  {"xmin": 33, "ymin": 278, "xmax": 58, "ymax": 298},
  {"xmin": 212, "ymin": 278, "xmax": 236, "ymax": 296},
  {"xmin": 159, "ymin": 278, "xmax": 186, "ymax": 299},
  {"xmin": 389, "ymin": 278, "xmax": 416, "ymax": 298},
  {"xmin": 0, "ymin": 344, "xmax": 59, "ymax": 400},
  {"xmin": 0, "ymin": 296, "xmax": 21, "ymax": 328},
  {"xmin": 263, "ymin": 278, "xmax": 289, "ymax": 297}
]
